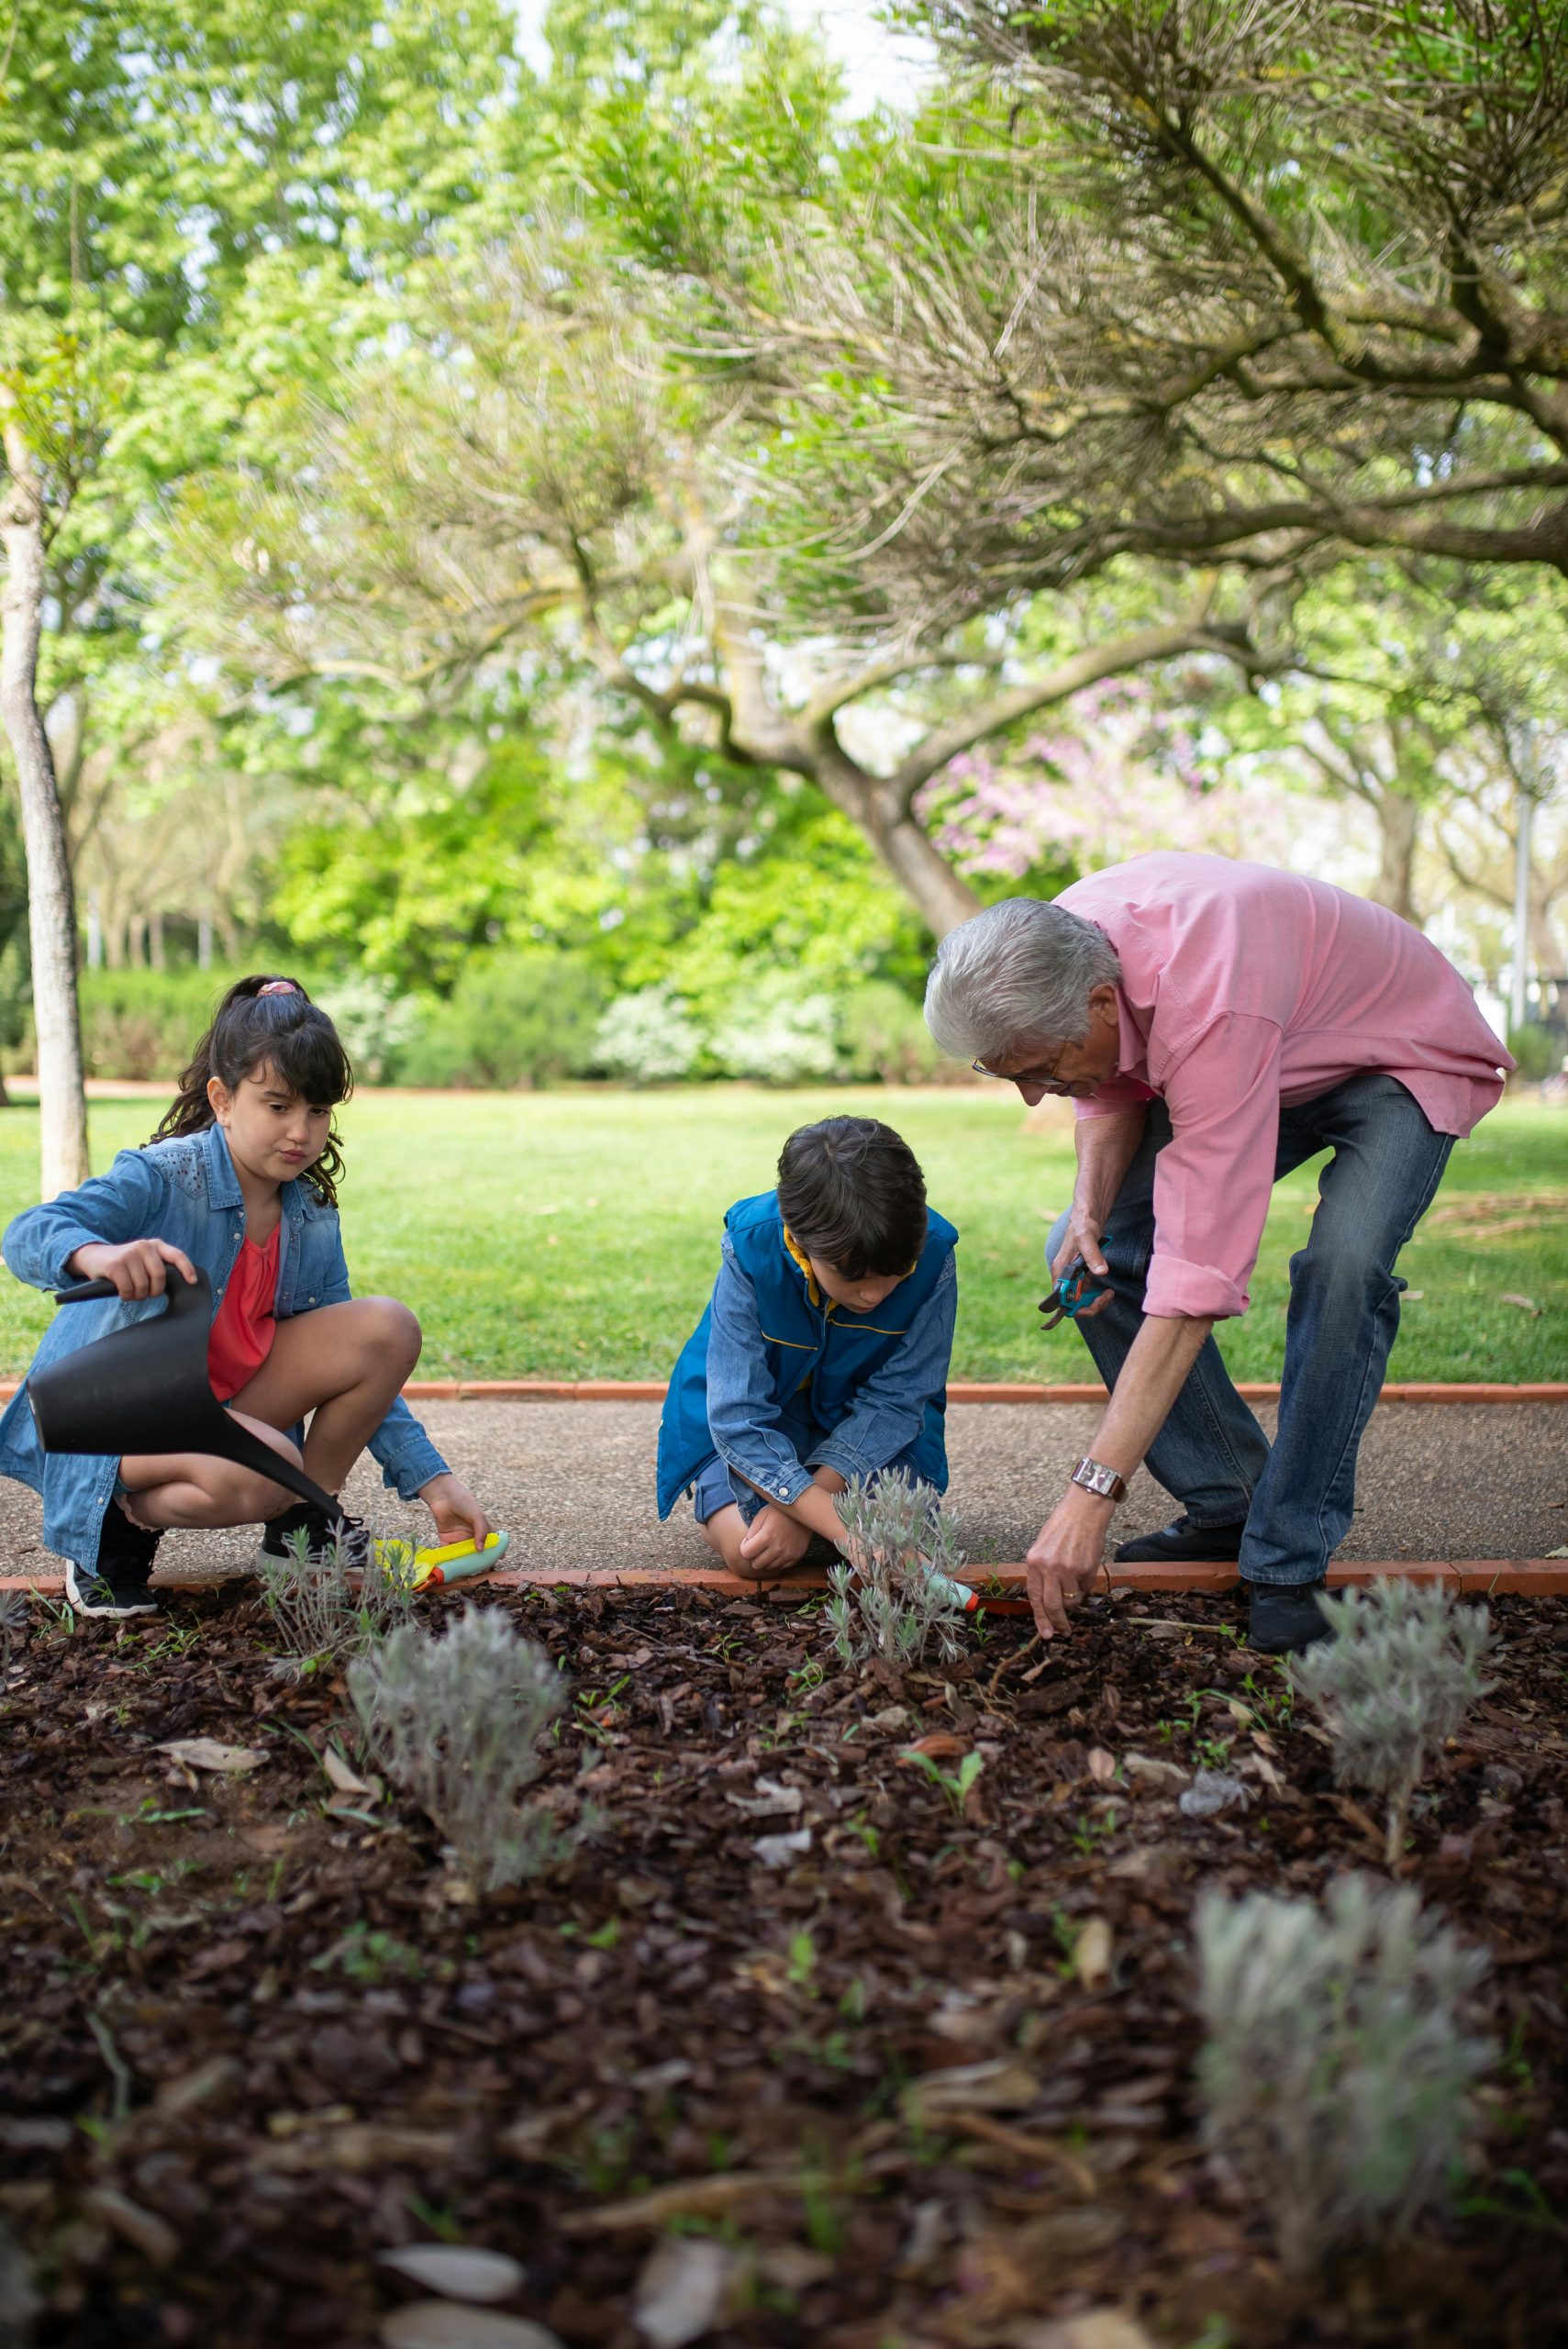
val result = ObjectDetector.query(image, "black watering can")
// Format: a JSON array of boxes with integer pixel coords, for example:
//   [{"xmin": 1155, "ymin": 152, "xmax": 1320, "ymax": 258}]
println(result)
[{"xmin": 28, "ymin": 1268, "xmax": 339, "ymax": 1516}]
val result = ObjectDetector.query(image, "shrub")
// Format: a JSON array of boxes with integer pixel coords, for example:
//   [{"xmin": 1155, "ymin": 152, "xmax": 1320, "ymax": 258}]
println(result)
[
  {"xmin": 837, "ymin": 980, "xmax": 947, "ymax": 1085},
  {"xmin": 321, "ymin": 973, "xmax": 424, "ymax": 1084},
  {"xmin": 256, "ymin": 1526, "xmax": 417, "ymax": 1670},
  {"xmin": 594, "ymin": 984, "xmax": 705, "ymax": 1084},
  {"xmin": 708, "ymin": 974, "xmax": 840, "ymax": 1084},
  {"xmin": 1507, "ymin": 1022, "xmax": 1561, "ymax": 1083},
  {"xmin": 826, "ymin": 1469, "xmax": 970, "ymax": 1669},
  {"xmin": 397, "ymin": 950, "xmax": 602, "ymax": 1088},
  {"xmin": 1195, "ymin": 1876, "xmax": 1490, "ymax": 2277},
  {"xmin": 349, "ymin": 1605, "xmax": 590, "ymax": 1888},
  {"xmin": 1291, "ymin": 1581, "xmax": 1494, "ymax": 1865},
  {"xmin": 77, "ymin": 967, "xmax": 248, "ymax": 1081}
]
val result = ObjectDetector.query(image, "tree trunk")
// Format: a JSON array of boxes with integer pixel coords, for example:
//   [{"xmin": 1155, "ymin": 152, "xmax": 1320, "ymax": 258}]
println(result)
[
  {"xmin": 1374, "ymin": 790, "xmax": 1420, "ymax": 925},
  {"xmin": 0, "ymin": 417, "xmax": 89, "ymax": 1197},
  {"xmin": 812, "ymin": 744, "xmax": 983, "ymax": 938}
]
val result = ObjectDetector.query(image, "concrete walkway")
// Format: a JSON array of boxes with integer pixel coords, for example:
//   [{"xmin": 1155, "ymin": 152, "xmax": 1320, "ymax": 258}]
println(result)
[{"xmin": 1, "ymin": 1398, "xmax": 1563, "ymax": 1583}]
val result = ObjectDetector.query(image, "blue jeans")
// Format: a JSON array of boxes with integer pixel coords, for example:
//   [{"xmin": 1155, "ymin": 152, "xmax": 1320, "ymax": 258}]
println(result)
[{"xmin": 1047, "ymin": 1075, "xmax": 1454, "ymax": 1586}]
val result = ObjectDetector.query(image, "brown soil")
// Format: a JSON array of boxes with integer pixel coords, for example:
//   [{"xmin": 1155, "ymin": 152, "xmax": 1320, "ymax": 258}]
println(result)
[{"xmin": 2, "ymin": 1584, "xmax": 1565, "ymax": 2349}]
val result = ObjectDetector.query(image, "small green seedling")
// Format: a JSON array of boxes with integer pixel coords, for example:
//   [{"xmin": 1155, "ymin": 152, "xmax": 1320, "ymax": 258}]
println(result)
[{"xmin": 900, "ymin": 1745, "xmax": 984, "ymax": 1817}]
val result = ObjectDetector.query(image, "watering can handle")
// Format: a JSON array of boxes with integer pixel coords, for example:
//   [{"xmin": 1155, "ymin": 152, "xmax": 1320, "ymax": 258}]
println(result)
[{"xmin": 54, "ymin": 1277, "xmax": 123, "ymax": 1304}]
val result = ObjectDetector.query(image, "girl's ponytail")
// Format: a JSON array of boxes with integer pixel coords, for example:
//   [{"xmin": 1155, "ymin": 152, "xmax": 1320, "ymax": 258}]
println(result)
[{"xmin": 152, "ymin": 975, "xmax": 354, "ymax": 1207}]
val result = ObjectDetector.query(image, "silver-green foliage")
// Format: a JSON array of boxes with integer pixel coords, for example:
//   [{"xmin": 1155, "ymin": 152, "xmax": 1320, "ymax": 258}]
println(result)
[
  {"xmin": 1292, "ymin": 1582, "xmax": 1494, "ymax": 1863},
  {"xmin": 827, "ymin": 1470, "xmax": 969, "ymax": 1669},
  {"xmin": 348, "ymin": 1605, "xmax": 582, "ymax": 1889},
  {"xmin": 256, "ymin": 1527, "xmax": 417, "ymax": 1669},
  {"xmin": 1195, "ymin": 1876, "xmax": 1491, "ymax": 2277}
]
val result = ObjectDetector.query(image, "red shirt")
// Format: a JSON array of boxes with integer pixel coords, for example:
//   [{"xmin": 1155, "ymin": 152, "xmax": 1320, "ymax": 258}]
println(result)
[
  {"xmin": 1059, "ymin": 853, "xmax": 1510, "ymax": 1321},
  {"xmin": 207, "ymin": 1223, "xmax": 280, "ymax": 1401}
]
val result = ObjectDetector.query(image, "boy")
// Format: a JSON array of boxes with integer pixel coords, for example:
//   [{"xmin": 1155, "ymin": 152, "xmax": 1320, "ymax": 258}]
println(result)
[{"xmin": 657, "ymin": 1116, "xmax": 958, "ymax": 1577}]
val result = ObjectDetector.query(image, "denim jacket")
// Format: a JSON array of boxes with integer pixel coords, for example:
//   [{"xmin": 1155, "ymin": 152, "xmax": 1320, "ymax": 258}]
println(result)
[
  {"xmin": 0, "ymin": 1123, "xmax": 448, "ymax": 1565},
  {"xmin": 657, "ymin": 1189, "xmax": 958, "ymax": 1520}
]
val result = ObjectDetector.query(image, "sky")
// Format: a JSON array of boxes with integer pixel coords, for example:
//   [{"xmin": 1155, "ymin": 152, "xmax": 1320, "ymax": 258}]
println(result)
[{"xmin": 510, "ymin": 3, "xmax": 937, "ymax": 115}]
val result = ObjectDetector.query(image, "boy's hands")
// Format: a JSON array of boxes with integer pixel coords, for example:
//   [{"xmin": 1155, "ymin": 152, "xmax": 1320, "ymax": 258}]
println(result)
[
  {"xmin": 67, "ymin": 1239, "xmax": 198, "ymax": 1300},
  {"xmin": 418, "ymin": 1473, "xmax": 491, "ymax": 1550},
  {"xmin": 737, "ymin": 1505, "xmax": 812, "ymax": 1577}
]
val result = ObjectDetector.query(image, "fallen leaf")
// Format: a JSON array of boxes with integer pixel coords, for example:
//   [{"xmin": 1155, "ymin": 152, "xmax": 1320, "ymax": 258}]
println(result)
[
  {"xmin": 378, "ymin": 2246, "xmax": 524, "ymax": 2304},
  {"xmin": 724, "ymin": 1776, "xmax": 804, "ymax": 1818},
  {"xmin": 381, "ymin": 2309, "xmax": 563, "ymax": 2349},
  {"xmin": 905, "ymin": 1732, "xmax": 967, "ymax": 1761},
  {"xmin": 1121, "ymin": 1752, "xmax": 1186, "ymax": 1786},
  {"xmin": 1250, "ymin": 1751, "xmax": 1285, "ymax": 1791},
  {"xmin": 1548, "ymin": 1546, "xmax": 1568, "ymax": 1560},
  {"xmin": 154, "ymin": 1737, "xmax": 266, "ymax": 1775},
  {"xmin": 82, "ymin": 2187, "xmax": 178, "ymax": 2267},
  {"xmin": 1086, "ymin": 1746, "xmax": 1118, "ymax": 1784},
  {"xmin": 1074, "ymin": 1915, "xmax": 1113, "ymax": 1988},
  {"xmin": 903, "ymin": 2058, "xmax": 1040, "ymax": 2121},
  {"xmin": 1011, "ymin": 2311, "xmax": 1157, "ymax": 2349},
  {"xmin": 1499, "ymin": 1292, "xmax": 1542, "ymax": 1315},
  {"xmin": 557, "ymin": 2174, "xmax": 814, "ymax": 2233},
  {"xmin": 632, "ymin": 2236, "xmax": 740, "ymax": 2349},
  {"xmin": 753, "ymin": 1827, "xmax": 812, "ymax": 1868},
  {"xmin": 324, "ymin": 1746, "xmax": 376, "ymax": 1798}
]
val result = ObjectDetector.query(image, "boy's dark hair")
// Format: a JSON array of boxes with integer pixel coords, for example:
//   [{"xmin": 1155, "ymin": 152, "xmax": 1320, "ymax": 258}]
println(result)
[
  {"xmin": 776, "ymin": 1117, "xmax": 928, "ymax": 1280},
  {"xmin": 151, "ymin": 975, "xmax": 353, "ymax": 1207}
]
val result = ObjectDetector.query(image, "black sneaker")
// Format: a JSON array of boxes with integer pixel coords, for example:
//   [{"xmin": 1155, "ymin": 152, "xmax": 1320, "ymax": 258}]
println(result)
[
  {"xmin": 65, "ymin": 1507, "xmax": 162, "ymax": 1619},
  {"xmin": 1247, "ymin": 1579, "xmax": 1334, "ymax": 1655},
  {"xmin": 1115, "ymin": 1514, "xmax": 1247, "ymax": 1564},
  {"xmin": 256, "ymin": 1500, "xmax": 369, "ymax": 1571}
]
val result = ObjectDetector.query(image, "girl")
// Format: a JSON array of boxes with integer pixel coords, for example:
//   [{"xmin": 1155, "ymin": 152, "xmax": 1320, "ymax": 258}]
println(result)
[{"xmin": 0, "ymin": 975, "xmax": 490, "ymax": 1617}]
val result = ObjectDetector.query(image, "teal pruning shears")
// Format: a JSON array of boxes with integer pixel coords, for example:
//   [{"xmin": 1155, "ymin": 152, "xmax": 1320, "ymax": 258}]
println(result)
[{"xmin": 1039, "ymin": 1253, "xmax": 1110, "ymax": 1330}]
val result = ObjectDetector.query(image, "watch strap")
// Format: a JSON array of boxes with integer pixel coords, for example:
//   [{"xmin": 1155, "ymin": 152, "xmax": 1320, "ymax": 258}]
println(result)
[{"xmin": 1070, "ymin": 1454, "xmax": 1129, "ymax": 1505}]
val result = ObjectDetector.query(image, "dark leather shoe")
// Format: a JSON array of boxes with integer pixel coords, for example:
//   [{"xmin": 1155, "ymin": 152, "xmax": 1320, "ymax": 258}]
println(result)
[
  {"xmin": 1247, "ymin": 1579, "xmax": 1333, "ymax": 1654},
  {"xmin": 1114, "ymin": 1515, "xmax": 1246, "ymax": 1564}
]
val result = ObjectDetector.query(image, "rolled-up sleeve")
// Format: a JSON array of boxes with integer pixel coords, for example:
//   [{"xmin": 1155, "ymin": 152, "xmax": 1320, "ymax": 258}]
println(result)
[
  {"xmin": 705, "ymin": 1241, "xmax": 817, "ymax": 1508},
  {"xmin": 3, "ymin": 1151, "xmax": 169, "ymax": 1293},
  {"xmin": 1144, "ymin": 1015, "xmax": 1284, "ymax": 1320}
]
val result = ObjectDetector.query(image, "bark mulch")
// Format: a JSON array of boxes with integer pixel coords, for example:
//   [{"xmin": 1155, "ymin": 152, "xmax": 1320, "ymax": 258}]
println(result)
[{"xmin": 1, "ymin": 1582, "xmax": 1565, "ymax": 2349}]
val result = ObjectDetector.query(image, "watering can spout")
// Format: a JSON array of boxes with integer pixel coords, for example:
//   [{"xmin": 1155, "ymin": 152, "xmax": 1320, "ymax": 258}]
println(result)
[{"xmin": 28, "ymin": 1266, "xmax": 339, "ymax": 1518}]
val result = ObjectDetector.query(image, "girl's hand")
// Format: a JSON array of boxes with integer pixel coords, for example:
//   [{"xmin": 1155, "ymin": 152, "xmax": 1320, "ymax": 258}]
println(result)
[
  {"xmin": 417, "ymin": 1473, "xmax": 491, "ymax": 1551},
  {"xmin": 68, "ymin": 1239, "xmax": 198, "ymax": 1300}
]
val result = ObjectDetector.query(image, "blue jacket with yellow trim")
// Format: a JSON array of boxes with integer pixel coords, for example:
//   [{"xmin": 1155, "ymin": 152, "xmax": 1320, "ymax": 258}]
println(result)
[{"xmin": 656, "ymin": 1187, "xmax": 958, "ymax": 1520}]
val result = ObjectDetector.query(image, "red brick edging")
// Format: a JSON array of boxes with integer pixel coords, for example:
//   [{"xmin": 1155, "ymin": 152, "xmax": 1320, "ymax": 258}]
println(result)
[
  {"xmin": 1, "ymin": 1376, "xmax": 1561, "ymax": 1407},
  {"xmin": 5, "ymin": 1557, "xmax": 1564, "ymax": 1604}
]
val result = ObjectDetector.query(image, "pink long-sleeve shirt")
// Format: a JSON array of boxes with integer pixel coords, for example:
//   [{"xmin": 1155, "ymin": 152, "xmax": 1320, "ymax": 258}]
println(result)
[{"xmin": 1057, "ymin": 852, "xmax": 1511, "ymax": 1321}]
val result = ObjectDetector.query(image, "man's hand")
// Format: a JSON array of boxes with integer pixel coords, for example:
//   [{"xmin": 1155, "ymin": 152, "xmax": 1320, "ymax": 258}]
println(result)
[
  {"xmin": 67, "ymin": 1239, "xmax": 199, "ymax": 1300},
  {"xmin": 418, "ymin": 1473, "xmax": 491, "ymax": 1550},
  {"xmin": 738, "ymin": 1505, "xmax": 813, "ymax": 1578},
  {"xmin": 1024, "ymin": 1486, "xmax": 1116, "ymax": 1638},
  {"xmin": 1048, "ymin": 1206, "xmax": 1112, "ymax": 1320}
]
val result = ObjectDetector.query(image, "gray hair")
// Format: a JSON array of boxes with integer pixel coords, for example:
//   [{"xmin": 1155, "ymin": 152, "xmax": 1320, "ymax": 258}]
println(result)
[{"xmin": 923, "ymin": 897, "xmax": 1122, "ymax": 1065}]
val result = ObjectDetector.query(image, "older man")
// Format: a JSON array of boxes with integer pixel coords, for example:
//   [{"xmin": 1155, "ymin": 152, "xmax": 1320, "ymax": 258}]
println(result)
[{"xmin": 924, "ymin": 851, "xmax": 1511, "ymax": 1653}]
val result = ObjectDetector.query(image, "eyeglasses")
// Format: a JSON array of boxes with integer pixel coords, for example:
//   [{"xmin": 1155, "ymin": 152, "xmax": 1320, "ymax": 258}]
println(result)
[{"xmin": 971, "ymin": 1039, "xmax": 1071, "ymax": 1088}]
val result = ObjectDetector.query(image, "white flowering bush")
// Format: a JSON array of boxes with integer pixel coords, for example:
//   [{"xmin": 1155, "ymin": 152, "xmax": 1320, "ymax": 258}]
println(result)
[
  {"xmin": 323, "ymin": 974, "xmax": 425, "ymax": 1084},
  {"xmin": 708, "ymin": 975, "xmax": 839, "ymax": 1084},
  {"xmin": 1195, "ymin": 1876, "xmax": 1491, "ymax": 2277},
  {"xmin": 594, "ymin": 985, "xmax": 705, "ymax": 1083}
]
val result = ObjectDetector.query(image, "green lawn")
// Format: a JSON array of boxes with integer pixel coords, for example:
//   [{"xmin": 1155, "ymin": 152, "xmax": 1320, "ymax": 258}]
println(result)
[{"xmin": 0, "ymin": 1086, "xmax": 1562, "ymax": 1384}]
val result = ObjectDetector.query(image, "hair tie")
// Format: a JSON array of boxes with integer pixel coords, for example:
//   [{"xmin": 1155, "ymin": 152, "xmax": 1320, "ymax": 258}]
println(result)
[{"xmin": 257, "ymin": 979, "xmax": 298, "ymax": 996}]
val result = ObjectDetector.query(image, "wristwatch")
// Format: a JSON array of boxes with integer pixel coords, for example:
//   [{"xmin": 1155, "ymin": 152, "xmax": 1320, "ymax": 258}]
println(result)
[{"xmin": 1070, "ymin": 1455, "xmax": 1128, "ymax": 1505}]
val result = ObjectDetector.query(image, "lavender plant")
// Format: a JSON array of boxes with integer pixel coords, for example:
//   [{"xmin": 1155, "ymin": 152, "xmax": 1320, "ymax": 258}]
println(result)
[
  {"xmin": 255, "ymin": 1526, "xmax": 417, "ymax": 1671},
  {"xmin": 1195, "ymin": 1876, "xmax": 1491, "ymax": 2277},
  {"xmin": 349, "ymin": 1605, "xmax": 588, "ymax": 1889},
  {"xmin": 1291, "ymin": 1582, "xmax": 1495, "ymax": 1865},
  {"xmin": 826, "ymin": 1470, "xmax": 970, "ymax": 1669}
]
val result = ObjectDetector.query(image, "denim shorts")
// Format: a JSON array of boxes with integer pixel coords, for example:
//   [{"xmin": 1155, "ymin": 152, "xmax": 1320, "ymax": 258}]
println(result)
[{"xmin": 690, "ymin": 1453, "xmax": 760, "ymax": 1526}]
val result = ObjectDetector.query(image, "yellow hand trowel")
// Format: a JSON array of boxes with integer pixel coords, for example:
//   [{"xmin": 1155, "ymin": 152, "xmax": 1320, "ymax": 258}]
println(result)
[{"xmin": 377, "ymin": 1530, "xmax": 511, "ymax": 1592}]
